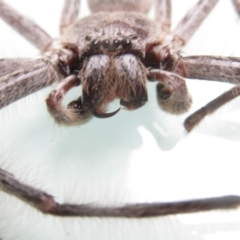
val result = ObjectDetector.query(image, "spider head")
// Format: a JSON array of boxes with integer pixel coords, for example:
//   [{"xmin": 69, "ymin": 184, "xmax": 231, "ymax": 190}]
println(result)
[{"xmin": 50, "ymin": 11, "xmax": 190, "ymax": 125}]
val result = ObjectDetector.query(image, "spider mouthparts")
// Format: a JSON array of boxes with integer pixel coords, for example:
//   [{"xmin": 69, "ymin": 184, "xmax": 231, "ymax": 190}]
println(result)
[{"xmin": 91, "ymin": 108, "xmax": 121, "ymax": 118}]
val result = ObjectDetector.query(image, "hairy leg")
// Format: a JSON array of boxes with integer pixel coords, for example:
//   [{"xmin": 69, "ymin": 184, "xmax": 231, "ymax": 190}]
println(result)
[
  {"xmin": 0, "ymin": 0, "xmax": 52, "ymax": 51},
  {"xmin": 0, "ymin": 58, "xmax": 34, "ymax": 77},
  {"xmin": 0, "ymin": 58, "xmax": 61, "ymax": 109},
  {"xmin": 184, "ymin": 85, "xmax": 240, "ymax": 131},
  {"xmin": 1, "ymin": 168, "xmax": 240, "ymax": 217},
  {"xmin": 172, "ymin": 0, "xmax": 219, "ymax": 49},
  {"xmin": 46, "ymin": 75, "xmax": 92, "ymax": 125},
  {"xmin": 148, "ymin": 69, "xmax": 192, "ymax": 114},
  {"xmin": 176, "ymin": 56, "xmax": 240, "ymax": 84},
  {"xmin": 154, "ymin": 0, "xmax": 171, "ymax": 32},
  {"xmin": 60, "ymin": 0, "xmax": 80, "ymax": 35},
  {"xmin": 175, "ymin": 56, "xmax": 240, "ymax": 131}
]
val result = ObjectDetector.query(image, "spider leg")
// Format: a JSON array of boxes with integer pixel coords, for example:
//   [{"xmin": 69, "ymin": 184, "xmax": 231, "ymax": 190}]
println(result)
[
  {"xmin": 184, "ymin": 85, "xmax": 240, "ymax": 132},
  {"xmin": 0, "ymin": 58, "xmax": 62, "ymax": 109},
  {"xmin": 0, "ymin": 58, "xmax": 33, "ymax": 77},
  {"xmin": 0, "ymin": 0, "xmax": 52, "ymax": 51},
  {"xmin": 172, "ymin": 0, "xmax": 219, "ymax": 49},
  {"xmin": 60, "ymin": 0, "xmax": 80, "ymax": 35},
  {"xmin": 175, "ymin": 56, "xmax": 240, "ymax": 84},
  {"xmin": 148, "ymin": 69, "xmax": 192, "ymax": 114},
  {"xmin": 174, "ymin": 56, "xmax": 240, "ymax": 131},
  {"xmin": 154, "ymin": 0, "xmax": 171, "ymax": 33},
  {"xmin": 46, "ymin": 75, "xmax": 92, "ymax": 125},
  {"xmin": 1, "ymin": 167, "xmax": 240, "ymax": 217}
]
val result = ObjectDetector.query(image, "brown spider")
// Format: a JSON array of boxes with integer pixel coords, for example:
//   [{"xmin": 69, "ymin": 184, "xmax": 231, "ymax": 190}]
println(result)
[{"xmin": 1, "ymin": 0, "xmax": 240, "ymax": 239}]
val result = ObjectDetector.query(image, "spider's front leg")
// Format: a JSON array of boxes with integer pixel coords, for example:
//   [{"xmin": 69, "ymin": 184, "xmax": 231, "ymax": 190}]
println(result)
[
  {"xmin": 0, "ymin": 58, "xmax": 60, "ymax": 109},
  {"xmin": 149, "ymin": 0, "xmax": 221, "ymax": 129},
  {"xmin": 152, "ymin": 0, "xmax": 240, "ymax": 132},
  {"xmin": 0, "ymin": 46, "xmax": 79, "ymax": 110}
]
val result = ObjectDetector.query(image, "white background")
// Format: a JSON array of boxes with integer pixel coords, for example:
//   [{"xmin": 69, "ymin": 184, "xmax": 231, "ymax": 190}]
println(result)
[{"xmin": 1, "ymin": 0, "xmax": 240, "ymax": 239}]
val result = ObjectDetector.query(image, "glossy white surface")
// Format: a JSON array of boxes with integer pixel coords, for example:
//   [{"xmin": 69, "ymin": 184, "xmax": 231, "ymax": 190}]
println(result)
[{"xmin": 1, "ymin": 0, "xmax": 240, "ymax": 239}]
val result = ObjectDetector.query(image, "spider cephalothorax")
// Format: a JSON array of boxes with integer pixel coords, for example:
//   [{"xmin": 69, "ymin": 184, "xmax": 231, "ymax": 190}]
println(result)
[{"xmin": 46, "ymin": 11, "xmax": 192, "ymax": 125}]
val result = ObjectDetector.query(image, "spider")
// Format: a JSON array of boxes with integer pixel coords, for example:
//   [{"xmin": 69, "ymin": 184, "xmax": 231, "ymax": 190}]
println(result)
[{"xmin": 1, "ymin": 0, "xmax": 240, "ymax": 235}]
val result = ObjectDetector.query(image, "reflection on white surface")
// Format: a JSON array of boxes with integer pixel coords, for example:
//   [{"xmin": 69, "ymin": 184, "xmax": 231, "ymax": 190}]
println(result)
[{"xmin": 1, "ymin": 0, "xmax": 240, "ymax": 239}]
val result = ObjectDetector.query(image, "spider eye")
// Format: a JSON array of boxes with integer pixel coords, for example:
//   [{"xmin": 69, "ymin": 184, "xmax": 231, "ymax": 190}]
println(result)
[
  {"xmin": 85, "ymin": 35, "xmax": 91, "ymax": 41},
  {"xmin": 122, "ymin": 38, "xmax": 132, "ymax": 49},
  {"xmin": 91, "ymin": 39, "xmax": 100, "ymax": 50},
  {"xmin": 102, "ymin": 39, "xmax": 110, "ymax": 49},
  {"xmin": 113, "ymin": 39, "xmax": 121, "ymax": 49}
]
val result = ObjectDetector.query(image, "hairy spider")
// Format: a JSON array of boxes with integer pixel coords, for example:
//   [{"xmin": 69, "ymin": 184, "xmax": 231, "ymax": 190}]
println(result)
[{"xmin": 1, "ymin": 0, "xmax": 240, "ymax": 239}]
